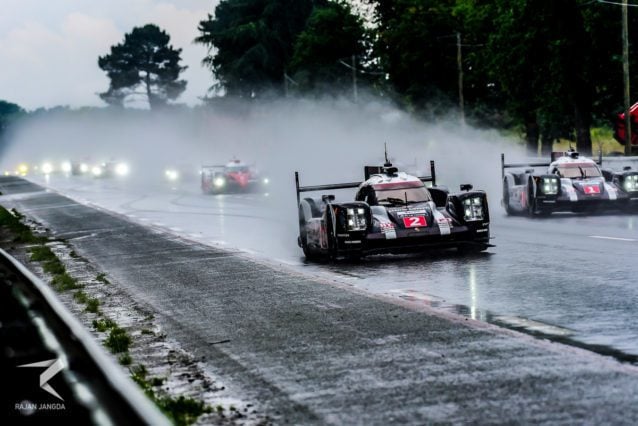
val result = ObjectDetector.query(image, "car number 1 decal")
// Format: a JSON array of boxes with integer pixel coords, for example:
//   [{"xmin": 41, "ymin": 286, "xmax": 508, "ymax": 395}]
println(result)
[{"xmin": 403, "ymin": 216, "xmax": 427, "ymax": 227}]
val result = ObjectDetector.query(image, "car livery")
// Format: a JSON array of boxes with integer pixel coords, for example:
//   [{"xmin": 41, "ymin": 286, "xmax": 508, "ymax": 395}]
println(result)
[
  {"xmin": 201, "ymin": 160, "xmax": 269, "ymax": 194},
  {"xmin": 295, "ymin": 161, "xmax": 492, "ymax": 259},
  {"xmin": 501, "ymin": 149, "xmax": 638, "ymax": 216}
]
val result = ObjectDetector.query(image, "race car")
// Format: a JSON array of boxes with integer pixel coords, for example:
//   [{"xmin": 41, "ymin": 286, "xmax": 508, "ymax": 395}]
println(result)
[
  {"xmin": 501, "ymin": 149, "xmax": 638, "ymax": 216},
  {"xmin": 91, "ymin": 160, "xmax": 130, "ymax": 178},
  {"xmin": 295, "ymin": 160, "xmax": 492, "ymax": 259},
  {"xmin": 201, "ymin": 160, "xmax": 269, "ymax": 194}
]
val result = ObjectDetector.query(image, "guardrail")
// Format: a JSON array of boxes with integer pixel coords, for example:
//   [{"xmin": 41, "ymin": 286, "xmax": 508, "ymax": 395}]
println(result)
[{"xmin": 0, "ymin": 248, "xmax": 169, "ymax": 425}]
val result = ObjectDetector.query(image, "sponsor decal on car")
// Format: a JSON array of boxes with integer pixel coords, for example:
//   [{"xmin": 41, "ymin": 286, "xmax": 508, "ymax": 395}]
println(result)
[{"xmin": 584, "ymin": 184, "xmax": 600, "ymax": 194}]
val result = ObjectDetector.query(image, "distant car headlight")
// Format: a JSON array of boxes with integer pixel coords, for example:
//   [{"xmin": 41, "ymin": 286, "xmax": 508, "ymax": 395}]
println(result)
[
  {"xmin": 214, "ymin": 177, "xmax": 225, "ymax": 187},
  {"xmin": 263, "ymin": 178, "xmax": 269, "ymax": 185},
  {"xmin": 92, "ymin": 166, "xmax": 103, "ymax": 176},
  {"xmin": 17, "ymin": 163, "xmax": 29, "ymax": 176},
  {"xmin": 61, "ymin": 161, "xmax": 72, "ymax": 173},
  {"xmin": 115, "ymin": 163, "xmax": 129, "ymax": 176},
  {"xmin": 540, "ymin": 177, "xmax": 559, "ymax": 195},
  {"xmin": 41, "ymin": 162, "xmax": 54, "ymax": 174},
  {"xmin": 80, "ymin": 163, "xmax": 89, "ymax": 173},
  {"xmin": 165, "ymin": 169, "xmax": 179, "ymax": 181},
  {"xmin": 624, "ymin": 174, "xmax": 638, "ymax": 191},
  {"xmin": 346, "ymin": 207, "xmax": 367, "ymax": 231},
  {"xmin": 463, "ymin": 197, "xmax": 484, "ymax": 221}
]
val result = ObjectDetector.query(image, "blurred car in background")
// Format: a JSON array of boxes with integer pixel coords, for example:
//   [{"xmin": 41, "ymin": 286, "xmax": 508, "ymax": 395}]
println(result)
[
  {"xmin": 201, "ymin": 159, "xmax": 269, "ymax": 194},
  {"xmin": 91, "ymin": 160, "xmax": 130, "ymax": 178}
]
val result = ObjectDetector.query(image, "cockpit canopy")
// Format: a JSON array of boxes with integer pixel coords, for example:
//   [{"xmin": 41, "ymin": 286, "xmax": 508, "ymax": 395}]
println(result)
[{"xmin": 356, "ymin": 181, "xmax": 432, "ymax": 206}]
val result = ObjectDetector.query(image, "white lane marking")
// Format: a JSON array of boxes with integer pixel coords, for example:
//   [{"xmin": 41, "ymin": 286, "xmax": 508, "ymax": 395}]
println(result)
[
  {"xmin": 493, "ymin": 315, "xmax": 572, "ymax": 337},
  {"xmin": 589, "ymin": 235, "xmax": 637, "ymax": 242}
]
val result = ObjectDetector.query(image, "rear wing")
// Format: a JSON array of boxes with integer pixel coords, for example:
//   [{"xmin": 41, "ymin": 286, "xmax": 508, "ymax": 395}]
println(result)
[
  {"xmin": 295, "ymin": 161, "xmax": 436, "ymax": 206},
  {"xmin": 500, "ymin": 152, "xmax": 603, "ymax": 180}
]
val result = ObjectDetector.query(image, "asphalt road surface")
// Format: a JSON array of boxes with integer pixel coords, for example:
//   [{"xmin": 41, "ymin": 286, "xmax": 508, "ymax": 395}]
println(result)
[
  {"xmin": 24, "ymin": 173, "xmax": 638, "ymax": 362},
  {"xmin": 2, "ymin": 175, "xmax": 638, "ymax": 423}
]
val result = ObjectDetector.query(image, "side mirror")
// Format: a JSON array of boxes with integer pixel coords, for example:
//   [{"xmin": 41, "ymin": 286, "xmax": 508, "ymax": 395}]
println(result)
[
  {"xmin": 322, "ymin": 194, "xmax": 335, "ymax": 203},
  {"xmin": 624, "ymin": 166, "xmax": 632, "ymax": 171},
  {"xmin": 460, "ymin": 184, "xmax": 473, "ymax": 192}
]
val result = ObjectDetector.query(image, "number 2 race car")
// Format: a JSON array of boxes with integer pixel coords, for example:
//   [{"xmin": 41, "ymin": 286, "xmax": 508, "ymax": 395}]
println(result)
[
  {"xmin": 501, "ymin": 149, "xmax": 638, "ymax": 216},
  {"xmin": 295, "ymin": 160, "xmax": 492, "ymax": 260}
]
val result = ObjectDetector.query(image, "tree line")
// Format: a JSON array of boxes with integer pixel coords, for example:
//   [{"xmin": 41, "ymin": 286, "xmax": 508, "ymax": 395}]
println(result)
[{"xmin": 4, "ymin": 0, "xmax": 638, "ymax": 155}]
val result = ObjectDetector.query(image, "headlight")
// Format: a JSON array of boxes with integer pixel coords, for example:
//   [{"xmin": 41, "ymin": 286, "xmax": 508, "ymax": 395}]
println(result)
[
  {"xmin": 61, "ymin": 161, "xmax": 72, "ymax": 173},
  {"xmin": 214, "ymin": 177, "xmax": 225, "ymax": 187},
  {"xmin": 41, "ymin": 162, "xmax": 54, "ymax": 174},
  {"xmin": 263, "ymin": 178, "xmax": 269, "ymax": 185},
  {"xmin": 165, "ymin": 169, "xmax": 179, "ymax": 181},
  {"xmin": 540, "ymin": 177, "xmax": 559, "ymax": 195},
  {"xmin": 115, "ymin": 163, "xmax": 129, "ymax": 176},
  {"xmin": 92, "ymin": 166, "xmax": 103, "ymax": 176},
  {"xmin": 463, "ymin": 197, "xmax": 484, "ymax": 221},
  {"xmin": 346, "ymin": 207, "xmax": 367, "ymax": 231},
  {"xmin": 624, "ymin": 175, "xmax": 638, "ymax": 191},
  {"xmin": 17, "ymin": 164, "xmax": 29, "ymax": 176},
  {"xmin": 80, "ymin": 163, "xmax": 89, "ymax": 173}
]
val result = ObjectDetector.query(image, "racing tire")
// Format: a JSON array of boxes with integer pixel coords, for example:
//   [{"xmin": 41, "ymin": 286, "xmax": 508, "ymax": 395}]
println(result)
[{"xmin": 502, "ymin": 178, "xmax": 515, "ymax": 215}]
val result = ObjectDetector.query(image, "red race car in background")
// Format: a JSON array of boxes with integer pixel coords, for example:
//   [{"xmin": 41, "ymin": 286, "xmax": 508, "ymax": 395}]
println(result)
[
  {"xmin": 614, "ymin": 102, "xmax": 638, "ymax": 146},
  {"xmin": 201, "ymin": 160, "xmax": 269, "ymax": 194}
]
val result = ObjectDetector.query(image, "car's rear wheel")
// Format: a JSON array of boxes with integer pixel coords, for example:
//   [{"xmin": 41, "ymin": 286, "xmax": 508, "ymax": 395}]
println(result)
[{"xmin": 502, "ymin": 177, "xmax": 515, "ymax": 215}]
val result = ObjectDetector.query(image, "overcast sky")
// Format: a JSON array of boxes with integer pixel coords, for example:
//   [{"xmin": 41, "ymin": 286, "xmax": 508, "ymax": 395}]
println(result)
[{"xmin": 0, "ymin": 0, "xmax": 218, "ymax": 110}]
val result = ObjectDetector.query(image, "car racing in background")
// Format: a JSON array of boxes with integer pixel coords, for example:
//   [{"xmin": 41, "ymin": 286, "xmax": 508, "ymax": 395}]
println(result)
[
  {"xmin": 501, "ymin": 149, "xmax": 638, "ymax": 216},
  {"xmin": 295, "ymin": 156, "xmax": 492, "ymax": 260},
  {"xmin": 201, "ymin": 159, "xmax": 269, "ymax": 194}
]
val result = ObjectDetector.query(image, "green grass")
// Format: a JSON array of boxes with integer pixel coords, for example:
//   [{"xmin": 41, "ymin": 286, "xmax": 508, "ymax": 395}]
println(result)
[
  {"xmin": 29, "ymin": 245, "xmax": 56, "ymax": 262},
  {"xmin": 96, "ymin": 273, "xmax": 110, "ymax": 284},
  {"xmin": 0, "ymin": 207, "xmax": 46, "ymax": 244},
  {"xmin": 105, "ymin": 326, "xmax": 131, "ymax": 353},
  {"xmin": 51, "ymin": 272, "xmax": 82, "ymax": 291},
  {"xmin": 85, "ymin": 297, "xmax": 100, "ymax": 313},
  {"xmin": 73, "ymin": 290, "xmax": 89, "ymax": 304},
  {"xmin": 118, "ymin": 353, "xmax": 132, "ymax": 365},
  {"xmin": 92, "ymin": 317, "xmax": 117, "ymax": 332},
  {"xmin": 130, "ymin": 364, "xmax": 210, "ymax": 426}
]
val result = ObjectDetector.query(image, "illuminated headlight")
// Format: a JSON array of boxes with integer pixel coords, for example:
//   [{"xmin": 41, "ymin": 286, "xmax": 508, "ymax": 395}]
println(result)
[
  {"xmin": 346, "ymin": 207, "xmax": 367, "ymax": 231},
  {"xmin": 165, "ymin": 169, "xmax": 179, "ymax": 181},
  {"xmin": 263, "ymin": 178, "xmax": 269, "ymax": 185},
  {"xmin": 463, "ymin": 197, "xmax": 484, "ymax": 221},
  {"xmin": 214, "ymin": 177, "xmax": 225, "ymax": 187},
  {"xmin": 61, "ymin": 161, "xmax": 72, "ymax": 173},
  {"xmin": 80, "ymin": 163, "xmax": 89, "ymax": 173},
  {"xmin": 624, "ymin": 175, "xmax": 638, "ymax": 192},
  {"xmin": 18, "ymin": 164, "xmax": 29, "ymax": 176},
  {"xmin": 541, "ymin": 177, "xmax": 559, "ymax": 195},
  {"xmin": 92, "ymin": 166, "xmax": 103, "ymax": 176},
  {"xmin": 41, "ymin": 162, "xmax": 54, "ymax": 174},
  {"xmin": 115, "ymin": 163, "xmax": 129, "ymax": 176}
]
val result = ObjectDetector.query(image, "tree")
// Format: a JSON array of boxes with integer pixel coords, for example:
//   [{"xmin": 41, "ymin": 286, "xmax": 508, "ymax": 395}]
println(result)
[
  {"xmin": 98, "ymin": 24, "xmax": 187, "ymax": 109},
  {"xmin": 195, "ymin": 0, "xmax": 322, "ymax": 98},
  {"xmin": 369, "ymin": 0, "xmax": 461, "ymax": 114},
  {"xmin": 0, "ymin": 100, "xmax": 24, "ymax": 154},
  {"xmin": 288, "ymin": 1, "xmax": 368, "ymax": 95}
]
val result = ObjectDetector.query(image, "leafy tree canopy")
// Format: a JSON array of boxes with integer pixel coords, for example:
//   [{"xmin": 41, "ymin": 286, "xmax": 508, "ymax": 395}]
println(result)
[
  {"xmin": 98, "ymin": 24, "xmax": 187, "ymax": 109},
  {"xmin": 195, "ymin": 0, "xmax": 323, "ymax": 98},
  {"xmin": 289, "ymin": 1, "xmax": 368, "ymax": 94}
]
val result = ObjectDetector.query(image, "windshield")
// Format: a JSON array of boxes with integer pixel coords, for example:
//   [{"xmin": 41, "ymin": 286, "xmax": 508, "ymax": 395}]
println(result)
[
  {"xmin": 226, "ymin": 165, "xmax": 249, "ymax": 173},
  {"xmin": 557, "ymin": 164, "xmax": 601, "ymax": 179},
  {"xmin": 375, "ymin": 187, "xmax": 431, "ymax": 205}
]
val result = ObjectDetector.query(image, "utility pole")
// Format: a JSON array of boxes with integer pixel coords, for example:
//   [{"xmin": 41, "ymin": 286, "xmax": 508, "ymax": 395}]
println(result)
[
  {"xmin": 623, "ymin": 0, "xmax": 632, "ymax": 156},
  {"xmin": 457, "ymin": 32, "xmax": 465, "ymax": 127},
  {"xmin": 351, "ymin": 55, "xmax": 358, "ymax": 103}
]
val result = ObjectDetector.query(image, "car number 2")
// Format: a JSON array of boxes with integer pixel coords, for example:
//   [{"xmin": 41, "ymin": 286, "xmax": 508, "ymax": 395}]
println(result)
[{"xmin": 403, "ymin": 216, "xmax": 427, "ymax": 227}]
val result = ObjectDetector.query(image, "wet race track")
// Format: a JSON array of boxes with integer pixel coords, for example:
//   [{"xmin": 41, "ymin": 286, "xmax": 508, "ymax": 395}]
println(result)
[{"xmin": 27, "ymin": 173, "xmax": 638, "ymax": 363}]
